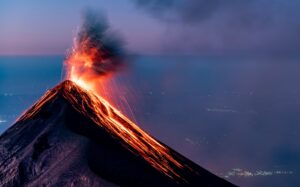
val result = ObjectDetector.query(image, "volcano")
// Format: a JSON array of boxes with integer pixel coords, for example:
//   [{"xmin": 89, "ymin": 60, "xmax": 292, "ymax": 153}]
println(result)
[{"xmin": 0, "ymin": 80, "xmax": 235, "ymax": 186}]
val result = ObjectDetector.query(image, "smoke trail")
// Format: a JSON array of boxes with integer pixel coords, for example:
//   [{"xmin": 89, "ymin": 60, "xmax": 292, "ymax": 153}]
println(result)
[
  {"xmin": 65, "ymin": 9, "xmax": 125, "ymax": 80},
  {"xmin": 64, "ymin": 9, "xmax": 134, "ymax": 120}
]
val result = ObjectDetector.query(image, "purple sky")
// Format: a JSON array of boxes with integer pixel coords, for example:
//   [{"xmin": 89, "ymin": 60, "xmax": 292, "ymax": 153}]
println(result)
[
  {"xmin": 1, "ymin": 0, "xmax": 300, "ymax": 55},
  {"xmin": 0, "ymin": 0, "xmax": 163, "ymax": 55}
]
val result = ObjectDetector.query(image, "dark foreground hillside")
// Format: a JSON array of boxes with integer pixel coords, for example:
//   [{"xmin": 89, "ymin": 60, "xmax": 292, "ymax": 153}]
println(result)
[{"xmin": 0, "ymin": 80, "xmax": 235, "ymax": 187}]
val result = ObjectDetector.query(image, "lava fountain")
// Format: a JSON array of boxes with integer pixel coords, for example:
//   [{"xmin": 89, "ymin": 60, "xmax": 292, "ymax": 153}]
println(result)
[
  {"xmin": 63, "ymin": 11, "xmax": 187, "ymax": 181},
  {"xmin": 65, "ymin": 11, "xmax": 124, "ymax": 96}
]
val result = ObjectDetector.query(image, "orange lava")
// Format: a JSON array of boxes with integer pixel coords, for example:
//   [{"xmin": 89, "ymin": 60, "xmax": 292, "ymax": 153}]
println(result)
[
  {"xmin": 64, "ymin": 80, "xmax": 185, "ymax": 180},
  {"xmin": 11, "ymin": 31, "xmax": 192, "ymax": 181},
  {"xmin": 18, "ymin": 80, "xmax": 186, "ymax": 182},
  {"xmin": 61, "ymin": 36, "xmax": 188, "ymax": 181}
]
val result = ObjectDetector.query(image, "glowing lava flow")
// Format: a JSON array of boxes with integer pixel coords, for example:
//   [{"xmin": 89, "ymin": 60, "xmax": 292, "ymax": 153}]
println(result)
[
  {"xmin": 47, "ymin": 11, "xmax": 192, "ymax": 180},
  {"xmin": 63, "ymin": 80, "xmax": 186, "ymax": 180},
  {"xmin": 61, "ymin": 35, "xmax": 188, "ymax": 180}
]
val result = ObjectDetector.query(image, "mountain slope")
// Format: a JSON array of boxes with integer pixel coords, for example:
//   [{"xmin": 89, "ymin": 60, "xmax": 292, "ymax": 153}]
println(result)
[{"xmin": 0, "ymin": 80, "xmax": 235, "ymax": 186}]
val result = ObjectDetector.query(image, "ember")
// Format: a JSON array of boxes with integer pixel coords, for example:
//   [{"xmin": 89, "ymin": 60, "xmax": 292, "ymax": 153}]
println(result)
[{"xmin": 63, "ymin": 10, "xmax": 187, "ymax": 181}]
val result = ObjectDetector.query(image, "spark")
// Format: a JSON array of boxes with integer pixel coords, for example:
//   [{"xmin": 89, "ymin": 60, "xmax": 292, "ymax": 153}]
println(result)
[
  {"xmin": 18, "ymin": 80, "xmax": 187, "ymax": 182},
  {"xmin": 25, "ymin": 12, "xmax": 192, "ymax": 181}
]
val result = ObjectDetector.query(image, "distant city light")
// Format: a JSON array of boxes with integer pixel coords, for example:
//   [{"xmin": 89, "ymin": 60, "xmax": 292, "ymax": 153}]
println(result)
[{"xmin": 222, "ymin": 168, "xmax": 294, "ymax": 179}]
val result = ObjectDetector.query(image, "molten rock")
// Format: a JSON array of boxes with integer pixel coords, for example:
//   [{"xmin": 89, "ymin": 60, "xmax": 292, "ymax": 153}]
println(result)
[{"xmin": 0, "ymin": 80, "xmax": 235, "ymax": 186}]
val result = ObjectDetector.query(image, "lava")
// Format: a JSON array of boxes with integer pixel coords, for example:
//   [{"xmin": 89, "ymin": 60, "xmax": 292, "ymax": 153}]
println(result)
[
  {"xmin": 62, "ymin": 81, "xmax": 186, "ymax": 181},
  {"xmin": 19, "ymin": 80, "xmax": 186, "ymax": 182},
  {"xmin": 1, "ymin": 9, "xmax": 236, "ymax": 187},
  {"xmin": 59, "ymin": 11, "xmax": 188, "ymax": 181},
  {"xmin": 64, "ymin": 45, "xmax": 187, "ymax": 180},
  {"xmin": 15, "ymin": 79, "xmax": 237, "ymax": 186},
  {"xmin": 64, "ymin": 10, "xmax": 124, "ymax": 101}
]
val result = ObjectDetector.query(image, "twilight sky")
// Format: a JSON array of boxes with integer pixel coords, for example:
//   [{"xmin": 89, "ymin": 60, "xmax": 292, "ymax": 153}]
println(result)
[{"xmin": 1, "ymin": 0, "xmax": 300, "ymax": 55}]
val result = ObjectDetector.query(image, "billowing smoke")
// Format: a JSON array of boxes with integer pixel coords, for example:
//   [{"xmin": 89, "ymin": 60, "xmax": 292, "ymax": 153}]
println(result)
[
  {"xmin": 65, "ymin": 9, "xmax": 125, "ymax": 81},
  {"xmin": 132, "ymin": 0, "xmax": 300, "ymax": 55}
]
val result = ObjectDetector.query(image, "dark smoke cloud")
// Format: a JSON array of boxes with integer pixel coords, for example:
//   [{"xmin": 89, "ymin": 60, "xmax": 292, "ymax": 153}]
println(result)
[
  {"xmin": 66, "ymin": 9, "xmax": 125, "ymax": 76},
  {"xmin": 133, "ymin": 0, "xmax": 300, "ymax": 54}
]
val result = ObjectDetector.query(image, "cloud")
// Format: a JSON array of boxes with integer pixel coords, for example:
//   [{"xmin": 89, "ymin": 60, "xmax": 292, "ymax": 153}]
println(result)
[{"xmin": 132, "ymin": 0, "xmax": 300, "ymax": 54}]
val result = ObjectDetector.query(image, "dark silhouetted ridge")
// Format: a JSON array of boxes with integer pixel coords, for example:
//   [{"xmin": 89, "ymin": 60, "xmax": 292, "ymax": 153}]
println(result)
[{"xmin": 0, "ymin": 80, "xmax": 236, "ymax": 186}]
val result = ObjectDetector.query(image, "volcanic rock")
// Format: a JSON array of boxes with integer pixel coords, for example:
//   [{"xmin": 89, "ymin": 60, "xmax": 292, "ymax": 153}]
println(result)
[{"xmin": 0, "ymin": 80, "xmax": 235, "ymax": 187}]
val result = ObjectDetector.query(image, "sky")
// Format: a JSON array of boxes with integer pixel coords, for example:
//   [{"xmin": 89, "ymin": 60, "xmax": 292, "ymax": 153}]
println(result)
[
  {"xmin": 0, "ymin": 0, "xmax": 163, "ymax": 55},
  {"xmin": 1, "ymin": 0, "xmax": 300, "ymax": 55}
]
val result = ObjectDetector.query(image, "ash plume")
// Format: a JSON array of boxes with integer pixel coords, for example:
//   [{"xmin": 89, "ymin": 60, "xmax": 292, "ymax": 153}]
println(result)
[{"xmin": 65, "ymin": 9, "xmax": 125, "ymax": 79}]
